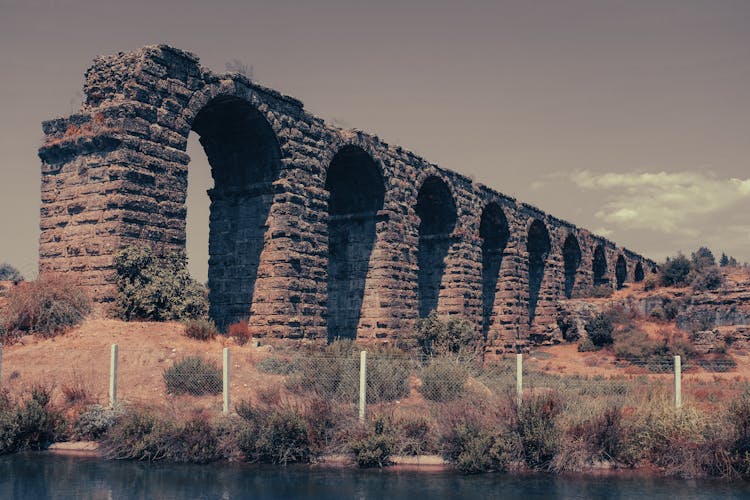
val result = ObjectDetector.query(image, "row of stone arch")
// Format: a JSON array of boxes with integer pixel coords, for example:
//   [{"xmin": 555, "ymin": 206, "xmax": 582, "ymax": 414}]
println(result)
[{"xmin": 190, "ymin": 94, "xmax": 645, "ymax": 341}]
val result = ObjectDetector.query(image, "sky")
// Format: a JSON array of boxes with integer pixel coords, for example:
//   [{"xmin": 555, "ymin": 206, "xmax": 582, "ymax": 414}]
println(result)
[{"xmin": 0, "ymin": 0, "xmax": 748, "ymax": 282}]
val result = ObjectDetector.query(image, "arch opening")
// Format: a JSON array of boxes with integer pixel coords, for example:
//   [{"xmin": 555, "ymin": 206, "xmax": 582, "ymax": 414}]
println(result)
[
  {"xmin": 190, "ymin": 95, "xmax": 281, "ymax": 330},
  {"xmin": 593, "ymin": 244, "xmax": 608, "ymax": 286},
  {"xmin": 634, "ymin": 261, "xmax": 645, "ymax": 282},
  {"xmin": 325, "ymin": 146, "xmax": 385, "ymax": 341},
  {"xmin": 616, "ymin": 255, "xmax": 627, "ymax": 289},
  {"xmin": 416, "ymin": 176, "xmax": 457, "ymax": 318},
  {"xmin": 563, "ymin": 234, "xmax": 581, "ymax": 299},
  {"xmin": 479, "ymin": 202, "xmax": 509, "ymax": 337},
  {"xmin": 527, "ymin": 219, "xmax": 551, "ymax": 325}
]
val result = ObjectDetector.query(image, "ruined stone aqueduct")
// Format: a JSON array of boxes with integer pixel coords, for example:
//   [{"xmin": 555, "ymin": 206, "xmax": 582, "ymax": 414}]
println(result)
[{"xmin": 38, "ymin": 45, "xmax": 655, "ymax": 354}]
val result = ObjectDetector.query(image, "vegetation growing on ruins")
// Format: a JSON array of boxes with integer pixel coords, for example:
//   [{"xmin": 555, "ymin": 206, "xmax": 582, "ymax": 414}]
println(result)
[{"xmin": 112, "ymin": 246, "xmax": 208, "ymax": 322}]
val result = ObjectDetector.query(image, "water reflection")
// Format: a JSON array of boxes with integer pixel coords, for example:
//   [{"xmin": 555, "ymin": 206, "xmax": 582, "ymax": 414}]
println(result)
[{"xmin": 1, "ymin": 454, "xmax": 750, "ymax": 500}]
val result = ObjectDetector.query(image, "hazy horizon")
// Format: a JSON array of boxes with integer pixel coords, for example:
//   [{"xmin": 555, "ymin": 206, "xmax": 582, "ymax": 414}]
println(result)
[{"xmin": 1, "ymin": 0, "xmax": 748, "ymax": 282}]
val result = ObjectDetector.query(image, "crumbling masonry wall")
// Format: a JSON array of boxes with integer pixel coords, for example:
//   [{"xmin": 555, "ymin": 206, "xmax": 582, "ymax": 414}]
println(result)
[{"xmin": 38, "ymin": 45, "xmax": 656, "ymax": 353}]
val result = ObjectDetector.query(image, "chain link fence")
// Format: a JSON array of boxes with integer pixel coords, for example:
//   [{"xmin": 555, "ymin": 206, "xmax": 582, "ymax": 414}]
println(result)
[{"xmin": 0, "ymin": 342, "xmax": 746, "ymax": 419}]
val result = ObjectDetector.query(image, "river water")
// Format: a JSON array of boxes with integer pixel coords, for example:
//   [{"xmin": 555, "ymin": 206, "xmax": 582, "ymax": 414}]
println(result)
[{"xmin": 2, "ymin": 453, "xmax": 750, "ymax": 499}]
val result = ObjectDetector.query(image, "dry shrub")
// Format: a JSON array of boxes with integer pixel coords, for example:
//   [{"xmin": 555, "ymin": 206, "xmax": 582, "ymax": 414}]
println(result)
[
  {"xmin": 61, "ymin": 372, "xmax": 93, "ymax": 406},
  {"xmin": 514, "ymin": 392, "xmax": 563, "ymax": 470},
  {"xmin": 227, "ymin": 320, "xmax": 252, "ymax": 345},
  {"xmin": 183, "ymin": 318, "xmax": 218, "ymax": 341},
  {"xmin": 394, "ymin": 414, "xmax": 438, "ymax": 456},
  {"xmin": 2, "ymin": 274, "xmax": 90, "ymax": 338}
]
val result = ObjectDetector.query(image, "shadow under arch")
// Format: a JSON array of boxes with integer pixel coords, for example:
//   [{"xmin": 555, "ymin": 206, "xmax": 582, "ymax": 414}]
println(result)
[
  {"xmin": 325, "ymin": 145, "xmax": 385, "ymax": 341},
  {"xmin": 634, "ymin": 261, "xmax": 645, "ymax": 282},
  {"xmin": 416, "ymin": 176, "xmax": 457, "ymax": 318},
  {"xmin": 190, "ymin": 95, "xmax": 281, "ymax": 330},
  {"xmin": 616, "ymin": 254, "xmax": 628, "ymax": 289},
  {"xmin": 593, "ymin": 244, "xmax": 608, "ymax": 286},
  {"xmin": 527, "ymin": 219, "xmax": 551, "ymax": 325},
  {"xmin": 479, "ymin": 202, "xmax": 509, "ymax": 337},
  {"xmin": 563, "ymin": 234, "xmax": 582, "ymax": 299}
]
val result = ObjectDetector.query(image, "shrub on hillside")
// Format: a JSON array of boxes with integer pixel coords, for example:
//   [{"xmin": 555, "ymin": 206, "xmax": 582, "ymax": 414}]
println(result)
[
  {"xmin": 584, "ymin": 313, "xmax": 614, "ymax": 348},
  {"xmin": 163, "ymin": 356, "xmax": 222, "ymax": 396},
  {"xmin": 2, "ymin": 274, "xmax": 91, "ymax": 338},
  {"xmin": 0, "ymin": 263, "xmax": 23, "ymax": 282},
  {"xmin": 660, "ymin": 254, "xmax": 692, "ymax": 287},
  {"xmin": 183, "ymin": 318, "xmax": 218, "ymax": 341},
  {"xmin": 691, "ymin": 247, "xmax": 716, "ymax": 270},
  {"xmin": 414, "ymin": 311, "xmax": 482, "ymax": 357},
  {"xmin": 690, "ymin": 266, "xmax": 724, "ymax": 291},
  {"xmin": 643, "ymin": 273, "xmax": 660, "ymax": 291},
  {"xmin": 113, "ymin": 245, "xmax": 208, "ymax": 322}
]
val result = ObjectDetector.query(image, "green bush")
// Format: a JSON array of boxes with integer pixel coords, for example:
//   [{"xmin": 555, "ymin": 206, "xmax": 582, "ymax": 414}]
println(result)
[
  {"xmin": 163, "ymin": 356, "xmax": 222, "ymax": 396},
  {"xmin": 113, "ymin": 245, "xmax": 208, "ymax": 321},
  {"xmin": 584, "ymin": 313, "xmax": 614, "ymax": 348},
  {"xmin": 690, "ymin": 266, "xmax": 724, "ymax": 291},
  {"xmin": 691, "ymin": 247, "xmax": 716, "ymax": 270},
  {"xmin": 102, "ymin": 411, "xmax": 221, "ymax": 463},
  {"xmin": 349, "ymin": 416, "xmax": 396, "ymax": 468},
  {"xmin": 236, "ymin": 403, "xmax": 311, "ymax": 465},
  {"xmin": 183, "ymin": 318, "xmax": 218, "ymax": 341},
  {"xmin": 73, "ymin": 404, "xmax": 122, "ymax": 440},
  {"xmin": 443, "ymin": 421, "xmax": 516, "ymax": 474},
  {"xmin": 660, "ymin": 254, "xmax": 692, "ymax": 287},
  {"xmin": 514, "ymin": 393, "xmax": 562, "ymax": 470},
  {"xmin": 420, "ymin": 358, "xmax": 469, "ymax": 402},
  {"xmin": 0, "ymin": 386, "xmax": 67, "ymax": 454},
  {"xmin": 0, "ymin": 263, "xmax": 23, "ymax": 282},
  {"xmin": 414, "ymin": 311, "xmax": 482, "ymax": 357},
  {"xmin": 2, "ymin": 274, "xmax": 91, "ymax": 338}
]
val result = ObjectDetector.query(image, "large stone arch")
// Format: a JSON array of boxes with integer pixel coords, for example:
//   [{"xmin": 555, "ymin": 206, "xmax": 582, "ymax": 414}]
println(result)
[
  {"xmin": 615, "ymin": 254, "xmax": 627, "ymax": 289},
  {"xmin": 325, "ymin": 145, "xmax": 385, "ymax": 341},
  {"xmin": 562, "ymin": 233, "xmax": 581, "ymax": 299},
  {"xmin": 592, "ymin": 243, "xmax": 608, "ymax": 286},
  {"xmin": 634, "ymin": 261, "xmax": 645, "ymax": 282},
  {"xmin": 416, "ymin": 175, "xmax": 457, "ymax": 318},
  {"xmin": 188, "ymin": 94, "xmax": 282, "ymax": 329},
  {"xmin": 479, "ymin": 202, "xmax": 509, "ymax": 337},
  {"xmin": 527, "ymin": 219, "xmax": 551, "ymax": 325}
]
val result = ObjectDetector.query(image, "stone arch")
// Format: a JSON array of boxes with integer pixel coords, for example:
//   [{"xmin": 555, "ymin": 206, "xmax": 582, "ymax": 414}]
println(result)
[
  {"xmin": 563, "ymin": 233, "xmax": 581, "ymax": 299},
  {"xmin": 592, "ymin": 244, "xmax": 608, "ymax": 286},
  {"xmin": 416, "ymin": 175, "xmax": 457, "ymax": 318},
  {"xmin": 615, "ymin": 254, "xmax": 627, "ymax": 289},
  {"xmin": 527, "ymin": 219, "xmax": 551, "ymax": 325},
  {"xmin": 479, "ymin": 202, "xmax": 510, "ymax": 337},
  {"xmin": 325, "ymin": 146, "xmax": 385, "ymax": 341},
  {"xmin": 189, "ymin": 94, "xmax": 282, "ymax": 329},
  {"xmin": 634, "ymin": 261, "xmax": 645, "ymax": 282}
]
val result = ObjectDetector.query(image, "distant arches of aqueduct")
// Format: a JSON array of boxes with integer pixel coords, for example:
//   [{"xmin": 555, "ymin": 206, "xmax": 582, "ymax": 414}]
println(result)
[{"xmin": 38, "ymin": 45, "xmax": 655, "ymax": 353}]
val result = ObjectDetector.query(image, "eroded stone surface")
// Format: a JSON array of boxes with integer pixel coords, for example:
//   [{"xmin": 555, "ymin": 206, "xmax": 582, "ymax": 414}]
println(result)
[{"xmin": 38, "ymin": 45, "xmax": 656, "ymax": 354}]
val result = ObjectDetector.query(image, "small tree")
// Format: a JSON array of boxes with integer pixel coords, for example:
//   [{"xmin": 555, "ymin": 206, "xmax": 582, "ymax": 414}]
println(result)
[
  {"xmin": 691, "ymin": 247, "xmax": 715, "ymax": 270},
  {"xmin": 720, "ymin": 253, "xmax": 729, "ymax": 267},
  {"xmin": 584, "ymin": 313, "xmax": 614, "ymax": 347},
  {"xmin": 414, "ymin": 311, "xmax": 482, "ymax": 357},
  {"xmin": 113, "ymin": 246, "xmax": 208, "ymax": 321},
  {"xmin": 660, "ymin": 254, "xmax": 691, "ymax": 287}
]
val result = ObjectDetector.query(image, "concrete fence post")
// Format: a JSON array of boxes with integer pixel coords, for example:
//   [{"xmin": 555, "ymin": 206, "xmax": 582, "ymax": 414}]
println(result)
[
  {"xmin": 223, "ymin": 347, "xmax": 231, "ymax": 416},
  {"xmin": 516, "ymin": 353, "xmax": 523, "ymax": 408},
  {"xmin": 674, "ymin": 355, "xmax": 682, "ymax": 410},
  {"xmin": 359, "ymin": 351, "xmax": 367, "ymax": 423},
  {"xmin": 109, "ymin": 344, "xmax": 118, "ymax": 407}
]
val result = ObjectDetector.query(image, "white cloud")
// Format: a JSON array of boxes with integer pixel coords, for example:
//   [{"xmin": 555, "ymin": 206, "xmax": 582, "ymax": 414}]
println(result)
[{"xmin": 567, "ymin": 170, "xmax": 750, "ymax": 234}]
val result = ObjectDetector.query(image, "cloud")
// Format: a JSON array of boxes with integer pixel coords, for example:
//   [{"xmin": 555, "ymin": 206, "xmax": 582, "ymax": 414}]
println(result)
[{"xmin": 567, "ymin": 170, "xmax": 750, "ymax": 234}]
